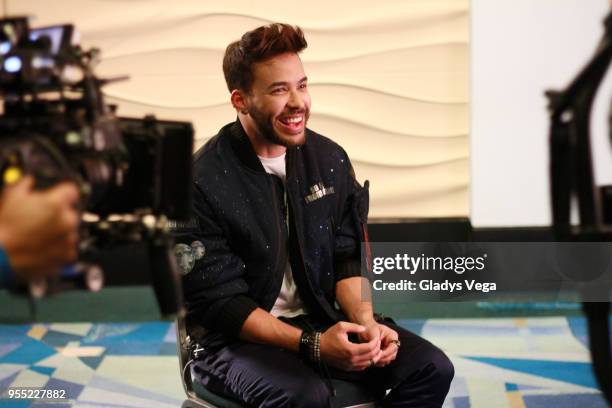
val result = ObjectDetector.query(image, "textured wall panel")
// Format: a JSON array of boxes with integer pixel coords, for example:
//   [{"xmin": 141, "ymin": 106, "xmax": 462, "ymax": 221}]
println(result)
[{"xmin": 9, "ymin": 0, "xmax": 470, "ymax": 218}]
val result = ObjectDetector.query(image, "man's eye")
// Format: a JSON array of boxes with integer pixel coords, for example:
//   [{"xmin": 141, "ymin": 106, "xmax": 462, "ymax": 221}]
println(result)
[
  {"xmin": 299, "ymin": 83, "xmax": 308, "ymax": 89},
  {"xmin": 271, "ymin": 88, "xmax": 286, "ymax": 94}
]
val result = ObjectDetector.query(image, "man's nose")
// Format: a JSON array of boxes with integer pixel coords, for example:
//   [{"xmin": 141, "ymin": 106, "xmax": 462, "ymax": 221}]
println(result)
[{"xmin": 287, "ymin": 89, "xmax": 305, "ymax": 110}]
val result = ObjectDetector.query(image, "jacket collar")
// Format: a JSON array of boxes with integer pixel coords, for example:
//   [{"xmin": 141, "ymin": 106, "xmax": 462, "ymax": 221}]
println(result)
[
  {"xmin": 228, "ymin": 119, "xmax": 267, "ymax": 173},
  {"xmin": 228, "ymin": 119, "xmax": 300, "ymax": 174}
]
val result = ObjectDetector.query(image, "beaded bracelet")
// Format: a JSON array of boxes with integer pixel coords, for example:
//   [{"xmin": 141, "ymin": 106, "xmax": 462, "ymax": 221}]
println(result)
[
  {"xmin": 299, "ymin": 331, "xmax": 322, "ymax": 364},
  {"xmin": 313, "ymin": 332, "xmax": 321, "ymax": 363}
]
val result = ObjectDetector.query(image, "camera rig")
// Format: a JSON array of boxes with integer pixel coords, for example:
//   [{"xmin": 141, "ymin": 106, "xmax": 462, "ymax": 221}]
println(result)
[{"xmin": 0, "ymin": 17, "xmax": 193, "ymax": 317}]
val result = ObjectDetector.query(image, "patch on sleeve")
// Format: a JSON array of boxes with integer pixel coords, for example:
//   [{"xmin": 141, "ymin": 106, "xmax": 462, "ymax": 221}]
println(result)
[
  {"xmin": 174, "ymin": 243, "xmax": 195, "ymax": 275},
  {"xmin": 173, "ymin": 241, "xmax": 206, "ymax": 275},
  {"xmin": 191, "ymin": 240, "xmax": 206, "ymax": 260}
]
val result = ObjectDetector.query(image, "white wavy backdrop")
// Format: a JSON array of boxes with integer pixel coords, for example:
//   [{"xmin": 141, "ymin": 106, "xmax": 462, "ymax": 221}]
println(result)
[{"xmin": 9, "ymin": 0, "xmax": 469, "ymax": 218}]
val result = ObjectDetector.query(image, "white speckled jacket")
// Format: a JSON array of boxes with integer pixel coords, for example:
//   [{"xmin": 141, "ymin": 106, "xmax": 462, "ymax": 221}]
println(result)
[{"xmin": 173, "ymin": 120, "xmax": 369, "ymax": 347}]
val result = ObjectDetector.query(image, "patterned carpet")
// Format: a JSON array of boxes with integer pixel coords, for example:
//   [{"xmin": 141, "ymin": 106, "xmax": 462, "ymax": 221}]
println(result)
[{"xmin": 0, "ymin": 317, "xmax": 608, "ymax": 407}]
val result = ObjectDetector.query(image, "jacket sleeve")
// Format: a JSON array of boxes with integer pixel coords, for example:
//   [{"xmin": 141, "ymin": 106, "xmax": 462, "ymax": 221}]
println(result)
[
  {"xmin": 333, "ymin": 151, "xmax": 372, "ymax": 282},
  {"xmin": 172, "ymin": 181, "xmax": 258, "ymax": 338}
]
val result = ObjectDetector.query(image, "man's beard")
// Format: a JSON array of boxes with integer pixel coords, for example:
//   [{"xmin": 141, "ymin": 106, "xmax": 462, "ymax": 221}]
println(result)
[{"xmin": 249, "ymin": 107, "xmax": 308, "ymax": 147}]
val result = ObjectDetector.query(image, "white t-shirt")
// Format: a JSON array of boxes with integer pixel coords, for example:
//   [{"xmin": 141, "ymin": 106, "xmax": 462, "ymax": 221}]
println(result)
[{"xmin": 258, "ymin": 153, "xmax": 306, "ymax": 318}]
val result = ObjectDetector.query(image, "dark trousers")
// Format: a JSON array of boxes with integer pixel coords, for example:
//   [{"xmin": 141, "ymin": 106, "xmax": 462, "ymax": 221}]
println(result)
[{"xmin": 192, "ymin": 318, "xmax": 454, "ymax": 408}]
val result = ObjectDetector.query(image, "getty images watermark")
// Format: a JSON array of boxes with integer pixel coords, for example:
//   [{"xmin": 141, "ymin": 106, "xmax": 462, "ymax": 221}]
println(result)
[
  {"xmin": 362, "ymin": 242, "xmax": 612, "ymax": 302},
  {"xmin": 371, "ymin": 252, "xmax": 494, "ymax": 293}
]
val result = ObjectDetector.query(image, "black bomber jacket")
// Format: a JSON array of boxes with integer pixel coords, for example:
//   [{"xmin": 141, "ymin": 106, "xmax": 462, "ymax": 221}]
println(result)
[{"xmin": 172, "ymin": 120, "xmax": 370, "ymax": 346}]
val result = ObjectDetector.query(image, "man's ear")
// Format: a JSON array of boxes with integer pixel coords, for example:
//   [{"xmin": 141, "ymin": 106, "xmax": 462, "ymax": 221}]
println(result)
[{"xmin": 231, "ymin": 90, "xmax": 249, "ymax": 115}]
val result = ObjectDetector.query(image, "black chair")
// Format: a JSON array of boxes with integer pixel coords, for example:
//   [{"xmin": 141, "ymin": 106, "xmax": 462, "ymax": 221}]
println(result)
[{"xmin": 175, "ymin": 316, "xmax": 382, "ymax": 408}]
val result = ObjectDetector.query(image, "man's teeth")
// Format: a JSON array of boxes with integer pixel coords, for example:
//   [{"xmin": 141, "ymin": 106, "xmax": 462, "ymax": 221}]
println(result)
[{"xmin": 283, "ymin": 117, "xmax": 302, "ymax": 124}]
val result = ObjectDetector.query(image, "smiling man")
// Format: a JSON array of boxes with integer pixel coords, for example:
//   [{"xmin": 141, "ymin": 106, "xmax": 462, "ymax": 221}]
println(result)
[
  {"xmin": 173, "ymin": 23, "xmax": 454, "ymax": 407},
  {"xmin": 233, "ymin": 52, "xmax": 310, "ymax": 151}
]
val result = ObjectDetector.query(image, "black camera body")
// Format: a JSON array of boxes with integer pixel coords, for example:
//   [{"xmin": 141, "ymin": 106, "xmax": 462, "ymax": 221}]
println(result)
[
  {"xmin": 0, "ymin": 18, "xmax": 192, "ymax": 219},
  {"xmin": 0, "ymin": 17, "xmax": 192, "ymax": 315}
]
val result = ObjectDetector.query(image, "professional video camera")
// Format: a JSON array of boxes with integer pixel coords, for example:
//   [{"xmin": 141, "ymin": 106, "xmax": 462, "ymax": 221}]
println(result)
[{"xmin": 0, "ymin": 17, "xmax": 193, "ymax": 317}]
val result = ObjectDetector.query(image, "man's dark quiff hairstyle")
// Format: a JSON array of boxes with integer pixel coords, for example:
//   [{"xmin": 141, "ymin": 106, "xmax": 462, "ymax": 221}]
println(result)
[{"xmin": 223, "ymin": 23, "xmax": 307, "ymax": 93}]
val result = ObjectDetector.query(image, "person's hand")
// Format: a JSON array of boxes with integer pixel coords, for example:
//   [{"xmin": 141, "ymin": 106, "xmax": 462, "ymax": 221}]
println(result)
[
  {"xmin": 358, "ymin": 320, "xmax": 381, "ymax": 345},
  {"xmin": 357, "ymin": 320, "xmax": 383, "ymax": 363},
  {"xmin": 320, "ymin": 321, "xmax": 381, "ymax": 371},
  {"xmin": 0, "ymin": 177, "xmax": 80, "ymax": 279},
  {"xmin": 374, "ymin": 324, "xmax": 400, "ymax": 367}
]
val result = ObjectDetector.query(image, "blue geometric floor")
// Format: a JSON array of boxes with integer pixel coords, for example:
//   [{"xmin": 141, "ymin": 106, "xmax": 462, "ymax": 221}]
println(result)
[
  {"xmin": 0, "ymin": 317, "xmax": 608, "ymax": 407},
  {"xmin": 411, "ymin": 317, "xmax": 610, "ymax": 408},
  {"xmin": 0, "ymin": 323, "xmax": 182, "ymax": 407}
]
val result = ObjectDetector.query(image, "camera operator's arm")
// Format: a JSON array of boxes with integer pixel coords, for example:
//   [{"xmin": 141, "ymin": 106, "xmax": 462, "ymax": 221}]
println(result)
[{"xmin": 0, "ymin": 177, "xmax": 80, "ymax": 286}]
